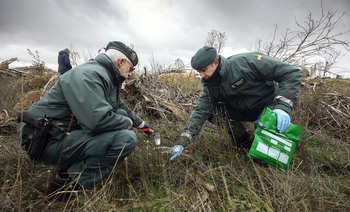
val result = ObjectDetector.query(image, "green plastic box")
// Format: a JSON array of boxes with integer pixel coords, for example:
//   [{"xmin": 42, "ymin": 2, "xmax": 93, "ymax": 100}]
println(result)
[{"xmin": 248, "ymin": 107, "xmax": 305, "ymax": 173}]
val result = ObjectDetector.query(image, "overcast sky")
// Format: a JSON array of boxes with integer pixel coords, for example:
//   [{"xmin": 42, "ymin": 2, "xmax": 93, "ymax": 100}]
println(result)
[{"xmin": 1, "ymin": 0, "xmax": 349, "ymax": 77}]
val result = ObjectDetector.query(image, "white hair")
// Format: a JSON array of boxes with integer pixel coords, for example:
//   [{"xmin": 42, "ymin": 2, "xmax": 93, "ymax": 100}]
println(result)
[{"xmin": 104, "ymin": 49, "xmax": 131, "ymax": 64}]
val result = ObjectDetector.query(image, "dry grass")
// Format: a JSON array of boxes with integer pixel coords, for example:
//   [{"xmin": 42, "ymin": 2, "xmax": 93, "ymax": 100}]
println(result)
[{"xmin": 0, "ymin": 72, "xmax": 349, "ymax": 211}]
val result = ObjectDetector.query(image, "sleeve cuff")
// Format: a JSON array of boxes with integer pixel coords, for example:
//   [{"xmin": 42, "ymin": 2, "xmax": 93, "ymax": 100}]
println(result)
[
  {"xmin": 274, "ymin": 101, "xmax": 292, "ymax": 114},
  {"xmin": 137, "ymin": 121, "xmax": 145, "ymax": 129},
  {"xmin": 177, "ymin": 132, "xmax": 192, "ymax": 147}
]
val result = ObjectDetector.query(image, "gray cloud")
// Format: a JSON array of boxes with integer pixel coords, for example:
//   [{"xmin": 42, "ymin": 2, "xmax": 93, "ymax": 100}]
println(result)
[
  {"xmin": 0, "ymin": 0, "xmax": 130, "ymax": 46},
  {"xmin": 0, "ymin": 0, "xmax": 349, "ymax": 77}
]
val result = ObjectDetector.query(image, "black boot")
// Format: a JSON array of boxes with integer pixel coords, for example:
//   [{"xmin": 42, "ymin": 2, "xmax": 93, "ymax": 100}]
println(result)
[
  {"xmin": 232, "ymin": 131, "xmax": 253, "ymax": 150},
  {"xmin": 233, "ymin": 134, "xmax": 269, "ymax": 167},
  {"xmin": 45, "ymin": 169, "xmax": 79, "ymax": 201}
]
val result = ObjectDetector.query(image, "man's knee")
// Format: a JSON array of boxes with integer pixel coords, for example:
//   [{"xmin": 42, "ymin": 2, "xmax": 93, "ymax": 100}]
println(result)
[
  {"xmin": 124, "ymin": 130, "xmax": 137, "ymax": 149},
  {"xmin": 116, "ymin": 109, "xmax": 128, "ymax": 116},
  {"xmin": 111, "ymin": 130, "xmax": 137, "ymax": 153}
]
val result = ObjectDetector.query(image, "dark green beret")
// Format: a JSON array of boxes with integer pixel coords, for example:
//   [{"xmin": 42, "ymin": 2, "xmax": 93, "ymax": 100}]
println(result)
[
  {"xmin": 191, "ymin": 46, "xmax": 217, "ymax": 70},
  {"xmin": 106, "ymin": 41, "xmax": 138, "ymax": 66}
]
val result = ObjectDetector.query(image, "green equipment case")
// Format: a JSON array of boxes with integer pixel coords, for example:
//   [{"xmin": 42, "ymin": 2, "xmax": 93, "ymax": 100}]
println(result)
[{"xmin": 248, "ymin": 107, "xmax": 305, "ymax": 173}]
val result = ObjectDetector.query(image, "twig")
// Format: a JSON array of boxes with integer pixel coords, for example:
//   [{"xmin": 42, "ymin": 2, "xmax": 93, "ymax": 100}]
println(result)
[{"xmin": 219, "ymin": 166, "xmax": 232, "ymax": 205}]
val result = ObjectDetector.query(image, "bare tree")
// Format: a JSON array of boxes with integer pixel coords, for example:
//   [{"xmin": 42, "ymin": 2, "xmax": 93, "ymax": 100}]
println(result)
[
  {"xmin": 68, "ymin": 44, "xmax": 80, "ymax": 67},
  {"xmin": 174, "ymin": 58, "xmax": 185, "ymax": 71},
  {"xmin": 82, "ymin": 48, "xmax": 97, "ymax": 63},
  {"xmin": 205, "ymin": 30, "xmax": 227, "ymax": 54},
  {"xmin": 69, "ymin": 44, "xmax": 99, "ymax": 66},
  {"xmin": 255, "ymin": 3, "xmax": 350, "ymax": 78},
  {"xmin": 27, "ymin": 49, "xmax": 45, "ymax": 69},
  {"xmin": 149, "ymin": 53, "xmax": 163, "ymax": 75}
]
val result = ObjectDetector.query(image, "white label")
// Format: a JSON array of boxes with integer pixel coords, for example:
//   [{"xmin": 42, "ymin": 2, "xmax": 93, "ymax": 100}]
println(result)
[
  {"xmin": 256, "ymin": 142, "xmax": 268, "ymax": 154},
  {"xmin": 284, "ymin": 146, "xmax": 291, "ymax": 152},
  {"xmin": 270, "ymin": 139, "xmax": 278, "ymax": 145},
  {"xmin": 268, "ymin": 147, "xmax": 280, "ymax": 159},
  {"xmin": 261, "ymin": 129, "xmax": 292, "ymax": 147},
  {"xmin": 278, "ymin": 153, "xmax": 289, "ymax": 164}
]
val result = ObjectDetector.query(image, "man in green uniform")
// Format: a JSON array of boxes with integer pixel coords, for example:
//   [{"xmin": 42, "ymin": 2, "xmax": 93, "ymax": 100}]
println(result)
[
  {"xmin": 166, "ymin": 46, "xmax": 302, "ymax": 160},
  {"xmin": 17, "ymin": 41, "xmax": 152, "ymax": 194}
]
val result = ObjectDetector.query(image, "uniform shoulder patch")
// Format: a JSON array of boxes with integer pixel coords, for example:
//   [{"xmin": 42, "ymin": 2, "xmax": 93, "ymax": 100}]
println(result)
[{"xmin": 231, "ymin": 78, "xmax": 244, "ymax": 89}]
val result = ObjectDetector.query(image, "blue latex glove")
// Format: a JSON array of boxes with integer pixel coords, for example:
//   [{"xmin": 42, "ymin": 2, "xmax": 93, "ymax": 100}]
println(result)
[
  {"xmin": 273, "ymin": 109, "xmax": 291, "ymax": 133},
  {"xmin": 162, "ymin": 145, "xmax": 184, "ymax": 160}
]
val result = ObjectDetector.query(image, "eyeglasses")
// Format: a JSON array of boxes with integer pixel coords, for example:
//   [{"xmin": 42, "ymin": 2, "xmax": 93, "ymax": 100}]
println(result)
[{"xmin": 125, "ymin": 59, "xmax": 135, "ymax": 73}]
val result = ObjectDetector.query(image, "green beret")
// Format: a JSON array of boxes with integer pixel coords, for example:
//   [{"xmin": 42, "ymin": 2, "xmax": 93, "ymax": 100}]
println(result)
[
  {"xmin": 106, "ymin": 41, "xmax": 138, "ymax": 66},
  {"xmin": 191, "ymin": 46, "xmax": 217, "ymax": 70}
]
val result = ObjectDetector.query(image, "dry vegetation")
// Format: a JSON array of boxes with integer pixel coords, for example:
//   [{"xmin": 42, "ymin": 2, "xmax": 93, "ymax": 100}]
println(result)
[
  {"xmin": 2, "ymin": 6, "xmax": 349, "ymax": 210},
  {"xmin": 0, "ymin": 61, "xmax": 349, "ymax": 211}
]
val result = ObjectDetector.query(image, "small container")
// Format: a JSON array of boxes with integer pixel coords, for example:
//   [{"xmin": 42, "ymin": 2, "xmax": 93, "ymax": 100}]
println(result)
[{"xmin": 154, "ymin": 133, "xmax": 161, "ymax": 146}]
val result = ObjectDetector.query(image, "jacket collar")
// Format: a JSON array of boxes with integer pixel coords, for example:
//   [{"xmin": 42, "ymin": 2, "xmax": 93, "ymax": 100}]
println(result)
[
  {"xmin": 95, "ymin": 53, "xmax": 126, "ymax": 85},
  {"xmin": 203, "ymin": 56, "xmax": 222, "ymax": 84},
  {"xmin": 216, "ymin": 56, "xmax": 231, "ymax": 79}
]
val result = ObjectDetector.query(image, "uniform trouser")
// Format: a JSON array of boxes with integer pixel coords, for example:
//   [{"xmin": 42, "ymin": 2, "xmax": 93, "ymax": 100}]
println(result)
[
  {"xmin": 37, "ymin": 109, "xmax": 137, "ymax": 189},
  {"xmin": 208, "ymin": 103, "xmax": 273, "ymax": 149}
]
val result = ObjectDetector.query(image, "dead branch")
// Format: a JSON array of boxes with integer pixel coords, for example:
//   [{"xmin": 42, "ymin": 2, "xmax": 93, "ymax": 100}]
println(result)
[
  {"xmin": 0, "ymin": 68, "xmax": 26, "ymax": 78},
  {"xmin": 0, "ymin": 58, "xmax": 18, "ymax": 69},
  {"xmin": 121, "ymin": 74, "xmax": 199, "ymax": 121},
  {"xmin": 256, "ymin": 5, "xmax": 350, "ymax": 77},
  {"xmin": 41, "ymin": 74, "xmax": 59, "ymax": 98}
]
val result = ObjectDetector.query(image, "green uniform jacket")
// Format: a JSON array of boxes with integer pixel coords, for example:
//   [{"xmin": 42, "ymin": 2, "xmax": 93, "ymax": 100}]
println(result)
[
  {"xmin": 178, "ymin": 52, "xmax": 302, "ymax": 146},
  {"xmin": 22, "ymin": 53, "xmax": 143, "ymax": 144}
]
